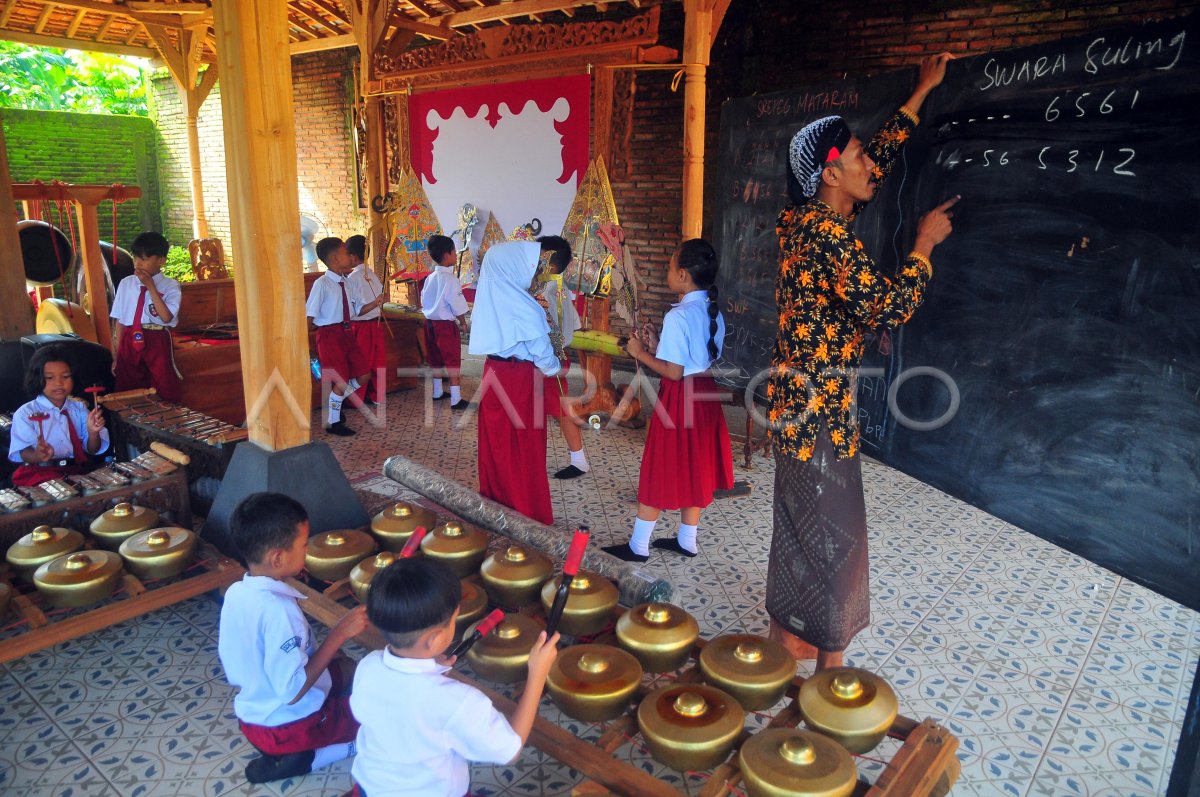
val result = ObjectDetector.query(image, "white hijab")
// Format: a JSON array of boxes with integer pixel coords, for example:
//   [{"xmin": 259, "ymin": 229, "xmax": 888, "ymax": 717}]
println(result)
[{"xmin": 467, "ymin": 241, "xmax": 549, "ymax": 355}]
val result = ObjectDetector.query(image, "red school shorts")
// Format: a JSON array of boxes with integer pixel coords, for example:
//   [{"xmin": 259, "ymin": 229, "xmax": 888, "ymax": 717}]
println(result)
[
  {"xmin": 238, "ymin": 661, "xmax": 359, "ymax": 756},
  {"xmin": 315, "ymin": 324, "xmax": 370, "ymax": 384},
  {"xmin": 424, "ymin": 319, "xmax": 462, "ymax": 370}
]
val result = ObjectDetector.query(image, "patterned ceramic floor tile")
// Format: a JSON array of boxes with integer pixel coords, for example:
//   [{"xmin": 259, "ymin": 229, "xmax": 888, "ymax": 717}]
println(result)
[{"xmin": 2, "ymin": 364, "xmax": 1198, "ymax": 796}]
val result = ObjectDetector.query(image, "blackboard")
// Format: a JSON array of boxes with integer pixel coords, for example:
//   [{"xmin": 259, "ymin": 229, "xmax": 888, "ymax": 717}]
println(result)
[{"xmin": 714, "ymin": 18, "xmax": 1200, "ymax": 611}]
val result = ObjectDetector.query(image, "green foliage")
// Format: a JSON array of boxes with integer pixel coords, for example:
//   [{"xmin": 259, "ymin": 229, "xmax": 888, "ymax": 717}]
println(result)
[
  {"xmin": 162, "ymin": 246, "xmax": 195, "ymax": 283},
  {"xmin": 0, "ymin": 41, "xmax": 148, "ymax": 116}
]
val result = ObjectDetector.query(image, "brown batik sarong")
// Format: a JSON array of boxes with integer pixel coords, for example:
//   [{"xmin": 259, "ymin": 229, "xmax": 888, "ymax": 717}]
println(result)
[{"xmin": 766, "ymin": 429, "xmax": 870, "ymax": 651}]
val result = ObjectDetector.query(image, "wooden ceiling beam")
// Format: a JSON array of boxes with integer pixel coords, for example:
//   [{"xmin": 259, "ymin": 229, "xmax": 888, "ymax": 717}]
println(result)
[
  {"xmin": 143, "ymin": 22, "xmax": 186, "ymax": 82},
  {"xmin": 34, "ymin": 4, "xmax": 56, "ymax": 34},
  {"xmin": 94, "ymin": 13, "xmax": 117, "ymax": 41},
  {"xmin": 0, "ymin": 26, "xmax": 158, "ymax": 56},
  {"xmin": 405, "ymin": 0, "xmax": 436, "ymax": 18},
  {"xmin": 290, "ymin": 31, "xmax": 354, "ymax": 53},
  {"xmin": 292, "ymin": 1, "xmax": 344, "ymax": 35},
  {"xmin": 441, "ymin": 0, "xmax": 600, "ymax": 28},
  {"xmin": 124, "ymin": 21, "xmax": 142, "ymax": 43},
  {"xmin": 287, "ymin": 12, "xmax": 323, "ymax": 39},
  {"xmin": 306, "ymin": 0, "xmax": 350, "ymax": 25},
  {"xmin": 13, "ymin": 0, "xmax": 203, "ymax": 29},
  {"xmin": 439, "ymin": 0, "xmax": 466, "ymax": 12},
  {"xmin": 0, "ymin": 1, "xmax": 16, "ymax": 29},
  {"xmin": 67, "ymin": 9, "xmax": 87, "ymax": 36},
  {"xmin": 126, "ymin": 1, "xmax": 209, "ymax": 13}
]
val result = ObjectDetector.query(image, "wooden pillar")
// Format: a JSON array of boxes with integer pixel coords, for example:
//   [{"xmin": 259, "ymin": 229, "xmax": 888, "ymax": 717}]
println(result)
[
  {"xmin": 73, "ymin": 202, "xmax": 114, "ymax": 348},
  {"xmin": 364, "ymin": 95, "xmax": 386, "ymax": 273},
  {"xmin": 681, "ymin": 0, "xmax": 714, "ymax": 240},
  {"xmin": 213, "ymin": 0, "xmax": 311, "ymax": 451},
  {"xmin": 0, "ymin": 121, "xmax": 34, "ymax": 339},
  {"xmin": 184, "ymin": 112, "xmax": 209, "ymax": 239}
]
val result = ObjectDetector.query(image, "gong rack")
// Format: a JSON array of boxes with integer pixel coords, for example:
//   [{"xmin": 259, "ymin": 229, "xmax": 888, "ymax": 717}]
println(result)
[
  {"xmin": 294, "ymin": 573, "xmax": 960, "ymax": 797},
  {"xmin": 0, "ymin": 541, "xmax": 241, "ymax": 666},
  {"xmin": 0, "ymin": 463, "xmax": 243, "ymax": 665}
]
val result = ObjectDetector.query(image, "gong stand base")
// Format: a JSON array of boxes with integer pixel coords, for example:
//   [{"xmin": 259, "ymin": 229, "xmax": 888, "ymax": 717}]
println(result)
[{"xmin": 201, "ymin": 441, "xmax": 369, "ymax": 556}]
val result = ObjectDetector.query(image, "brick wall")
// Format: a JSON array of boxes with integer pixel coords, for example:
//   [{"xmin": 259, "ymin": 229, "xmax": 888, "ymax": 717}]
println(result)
[
  {"xmin": 1, "ymin": 108, "xmax": 161, "ymax": 239},
  {"xmin": 152, "ymin": 48, "xmax": 366, "ymax": 259}
]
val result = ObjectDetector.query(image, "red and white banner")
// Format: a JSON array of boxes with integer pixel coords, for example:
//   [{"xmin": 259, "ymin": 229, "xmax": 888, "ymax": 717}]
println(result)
[{"xmin": 409, "ymin": 75, "xmax": 590, "ymax": 265}]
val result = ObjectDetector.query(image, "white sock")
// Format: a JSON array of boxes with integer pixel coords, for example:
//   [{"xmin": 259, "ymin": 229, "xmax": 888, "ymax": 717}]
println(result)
[
  {"xmin": 569, "ymin": 448, "xmax": 589, "ymax": 472},
  {"xmin": 432, "ymin": 378, "xmax": 444, "ymax": 398},
  {"xmin": 328, "ymin": 392, "xmax": 344, "ymax": 424},
  {"xmin": 678, "ymin": 523, "xmax": 698, "ymax": 554},
  {"xmin": 346, "ymin": 377, "xmax": 361, "ymax": 392},
  {"xmin": 450, "ymin": 385, "xmax": 461, "ymax": 403},
  {"xmin": 311, "ymin": 741, "xmax": 355, "ymax": 771},
  {"xmin": 629, "ymin": 517, "xmax": 656, "ymax": 556}
]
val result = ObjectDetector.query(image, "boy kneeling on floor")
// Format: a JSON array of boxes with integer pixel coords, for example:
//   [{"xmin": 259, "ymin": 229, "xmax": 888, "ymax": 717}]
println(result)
[
  {"xmin": 350, "ymin": 557, "xmax": 559, "ymax": 796},
  {"xmin": 217, "ymin": 492, "xmax": 368, "ymax": 784}
]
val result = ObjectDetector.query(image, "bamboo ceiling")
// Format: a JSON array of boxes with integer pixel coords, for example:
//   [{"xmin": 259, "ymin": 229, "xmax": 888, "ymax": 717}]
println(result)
[{"xmin": 0, "ymin": 0, "xmax": 654, "ymax": 63}]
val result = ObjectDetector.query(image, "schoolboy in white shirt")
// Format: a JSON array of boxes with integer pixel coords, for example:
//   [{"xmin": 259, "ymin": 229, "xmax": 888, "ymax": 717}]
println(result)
[
  {"xmin": 109, "ymin": 232, "xmax": 183, "ymax": 402},
  {"xmin": 346, "ymin": 234, "xmax": 387, "ymax": 406},
  {"xmin": 420, "ymin": 235, "xmax": 470, "ymax": 409},
  {"xmin": 306, "ymin": 237, "xmax": 375, "ymax": 436},
  {"xmin": 217, "ymin": 492, "xmax": 367, "ymax": 784},
  {"xmin": 350, "ymin": 557, "xmax": 559, "ymax": 797}
]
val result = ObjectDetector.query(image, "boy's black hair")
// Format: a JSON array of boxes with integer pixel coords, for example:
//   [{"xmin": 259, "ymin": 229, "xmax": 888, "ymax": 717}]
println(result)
[
  {"xmin": 345, "ymin": 235, "xmax": 368, "ymax": 261},
  {"xmin": 676, "ymin": 238, "xmax": 722, "ymax": 361},
  {"xmin": 130, "ymin": 232, "xmax": 170, "ymax": 258},
  {"xmin": 229, "ymin": 492, "xmax": 308, "ymax": 566},
  {"xmin": 25, "ymin": 343, "xmax": 76, "ymax": 396},
  {"xmin": 368, "ymin": 557, "xmax": 461, "ymax": 649},
  {"xmin": 316, "ymin": 237, "xmax": 345, "ymax": 267},
  {"xmin": 427, "ymin": 234, "xmax": 456, "ymax": 264},
  {"xmin": 537, "ymin": 235, "xmax": 572, "ymax": 270}
]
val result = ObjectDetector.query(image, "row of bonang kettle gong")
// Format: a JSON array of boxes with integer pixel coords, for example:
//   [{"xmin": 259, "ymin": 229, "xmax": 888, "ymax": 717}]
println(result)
[
  {"xmin": 348, "ymin": 503, "xmax": 903, "ymax": 797},
  {"xmin": 4, "ymin": 502, "xmax": 197, "ymax": 612}
]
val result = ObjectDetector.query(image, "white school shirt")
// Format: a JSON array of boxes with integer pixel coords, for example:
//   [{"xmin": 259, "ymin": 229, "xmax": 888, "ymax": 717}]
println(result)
[
  {"xmin": 350, "ymin": 649, "xmax": 522, "ymax": 797},
  {"xmin": 8, "ymin": 394, "xmax": 109, "ymax": 464},
  {"xmin": 305, "ymin": 271, "xmax": 359, "ymax": 327},
  {"xmin": 420, "ymin": 266, "xmax": 469, "ymax": 321},
  {"xmin": 217, "ymin": 574, "xmax": 331, "ymax": 727},
  {"xmin": 655, "ymin": 290, "xmax": 726, "ymax": 376},
  {"xmin": 349, "ymin": 264, "xmax": 384, "ymax": 321},
  {"xmin": 109, "ymin": 273, "xmax": 181, "ymax": 328}
]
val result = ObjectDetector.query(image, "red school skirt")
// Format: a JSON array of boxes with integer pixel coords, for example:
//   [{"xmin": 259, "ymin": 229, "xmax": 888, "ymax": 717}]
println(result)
[
  {"xmin": 477, "ymin": 357, "xmax": 553, "ymax": 525},
  {"xmin": 637, "ymin": 374, "xmax": 734, "ymax": 511}
]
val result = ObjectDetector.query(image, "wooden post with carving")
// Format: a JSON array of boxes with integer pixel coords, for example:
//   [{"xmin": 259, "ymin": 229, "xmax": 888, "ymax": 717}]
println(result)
[{"xmin": 212, "ymin": 0, "xmax": 311, "ymax": 451}]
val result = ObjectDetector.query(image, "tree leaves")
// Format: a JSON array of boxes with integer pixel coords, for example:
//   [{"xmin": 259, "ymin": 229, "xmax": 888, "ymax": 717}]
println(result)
[{"xmin": 0, "ymin": 41, "xmax": 148, "ymax": 117}]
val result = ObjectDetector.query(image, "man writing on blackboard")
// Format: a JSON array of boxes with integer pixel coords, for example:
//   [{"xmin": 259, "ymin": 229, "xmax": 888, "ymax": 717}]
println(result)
[{"xmin": 767, "ymin": 53, "xmax": 959, "ymax": 670}]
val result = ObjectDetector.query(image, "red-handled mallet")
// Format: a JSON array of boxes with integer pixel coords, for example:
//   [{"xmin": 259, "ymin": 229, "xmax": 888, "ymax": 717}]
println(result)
[
  {"xmin": 449, "ymin": 608, "xmax": 505, "ymax": 660},
  {"xmin": 399, "ymin": 526, "xmax": 428, "ymax": 559},
  {"xmin": 545, "ymin": 526, "xmax": 591, "ymax": 638},
  {"xmin": 28, "ymin": 412, "xmax": 50, "ymax": 444},
  {"xmin": 85, "ymin": 385, "xmax": 106, "ymax": 409}
]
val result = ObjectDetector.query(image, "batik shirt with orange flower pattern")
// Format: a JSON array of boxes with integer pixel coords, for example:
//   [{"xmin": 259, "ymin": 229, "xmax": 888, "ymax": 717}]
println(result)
[{"xmin": 768, "ymin": 107, "xmax": 932, "ymax": 462}]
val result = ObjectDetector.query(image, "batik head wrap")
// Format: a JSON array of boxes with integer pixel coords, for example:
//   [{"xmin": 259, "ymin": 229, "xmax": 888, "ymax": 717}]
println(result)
[{"xmin": 788, "ymin": 116, "xmax": 853, "ymax": 199}]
